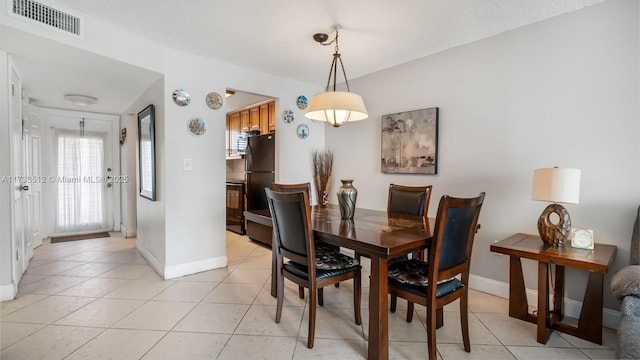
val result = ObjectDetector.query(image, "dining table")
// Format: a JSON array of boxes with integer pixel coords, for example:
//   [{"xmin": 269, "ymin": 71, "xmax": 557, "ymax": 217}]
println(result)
[{"xmin": 244, "ymin": 205, "xmax": 434, "ymax": 360}]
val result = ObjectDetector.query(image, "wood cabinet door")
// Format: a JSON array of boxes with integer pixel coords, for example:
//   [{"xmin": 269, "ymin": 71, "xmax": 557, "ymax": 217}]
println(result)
[
  {"xmin": 259, "ymin": 104, "xmax": 269, "ymax": 134},
  {"xmin": 228, "ymin": 112, "xmax": 241, "ymax": 153},
  {"xmin": 250, "ymin": 107, "xmax": 260, "ymax": 131},
  {"xmin": 268, "ymin": 101, "xmax": 276, "ymax": 132},
  {"xmin": 226, "ymin": 115, "xmax": 230, "ymax": 155},
  {"xmin": 240, "ymin": 110, "xmax": 250, "ymax": 131}
]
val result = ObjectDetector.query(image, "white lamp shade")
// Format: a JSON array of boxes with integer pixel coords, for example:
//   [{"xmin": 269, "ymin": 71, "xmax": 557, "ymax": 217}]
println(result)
[
  {"xmin": 304, "ymin": 91, "xmax": 368, "ymax": 126},
  {"xmin": 532, "ymin": 168, "xmax": 581, "ymax": 204}
]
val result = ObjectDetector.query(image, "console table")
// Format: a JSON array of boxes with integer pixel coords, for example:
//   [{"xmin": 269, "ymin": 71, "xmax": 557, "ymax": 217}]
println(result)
[{"xmin": 490, "ymin": 233, "xmax": 616, "ymax": 344}]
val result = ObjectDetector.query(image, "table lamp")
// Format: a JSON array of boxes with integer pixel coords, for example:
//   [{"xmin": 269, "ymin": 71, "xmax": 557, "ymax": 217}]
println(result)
[{"xmin": 531, "ymin": 167, "xmax": 581, "ymax": 247}]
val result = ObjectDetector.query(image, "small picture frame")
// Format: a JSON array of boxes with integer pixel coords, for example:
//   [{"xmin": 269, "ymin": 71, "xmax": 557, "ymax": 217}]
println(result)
[{"xmin": 570, "ymin": 228, "xmax": 594, "ymax": 249}]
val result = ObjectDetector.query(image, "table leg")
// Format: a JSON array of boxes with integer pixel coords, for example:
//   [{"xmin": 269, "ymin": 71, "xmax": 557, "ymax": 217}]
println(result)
[
  {"xmin": 552, "ymin": 265, "xmax": 564, "ymax": 323},
  {"xmin": 509, "ymin": 256, "xmax": 529, "ymax": 320},
  {"xmin": 537, "ymin": 262, "xmax": 550, "ymax": 344},
  {"xmin": 369, "ymin": 256, "xmax": 389, "ymax": 360},
  {"xmin": 577, "ymin": 271, "xmax": 604, "ymax": 344}
]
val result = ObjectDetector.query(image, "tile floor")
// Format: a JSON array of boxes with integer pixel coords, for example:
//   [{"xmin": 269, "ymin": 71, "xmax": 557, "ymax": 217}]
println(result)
[{"xmin": 1, "ymin": 231, "xmax": 617, "ymax": 359}]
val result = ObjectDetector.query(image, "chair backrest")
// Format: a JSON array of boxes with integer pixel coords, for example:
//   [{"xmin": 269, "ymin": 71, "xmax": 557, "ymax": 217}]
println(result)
[
  {"xmin": 265, "ymin": 188, "xmax": 315, "ymax": 270},
  {"xmin": 428, "ymin": 193, "xmax": 485, "ymax": 285},
  {"xmin": 387, "ymin": 184, "xmax": 433, "ymax": 219},
  {"xmin": 272, "ymin": 182, "xmax": 312, "ymax": 198}
]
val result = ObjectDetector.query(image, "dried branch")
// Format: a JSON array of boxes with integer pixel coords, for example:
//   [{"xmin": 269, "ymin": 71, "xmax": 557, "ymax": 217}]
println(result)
[{"xmin": 312, "ymin": 149, "xmax": 333, "ymax": 206}]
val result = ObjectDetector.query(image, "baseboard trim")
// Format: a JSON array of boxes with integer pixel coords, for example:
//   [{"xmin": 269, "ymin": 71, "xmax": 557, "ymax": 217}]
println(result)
[
  {"xmin": 135, "ymin": 241, "xmax": 164, "ymax": 278},
  {"xmin": 119, "ymin": 224, "xmax": 136, "ymax": 238},
  {"xmin": 0, "ymin": 283, "xmax": 16, "ymax": 301},
  {"xmin": 163, "ymin": 256, "xmax": 228, "ymax": 280},
  {"xmin": 469, "ymin": 274, "xmax": 621, "ymax": 330}
]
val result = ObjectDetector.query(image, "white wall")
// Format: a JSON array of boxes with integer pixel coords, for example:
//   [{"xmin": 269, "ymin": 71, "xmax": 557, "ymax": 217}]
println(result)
[
  {"xmin": 128, "ymin": 78, "xmax": 166, "ymax": 274},
  {"xmin": 327, "ymin": 0, "xmax": 639, "ymax": 311},
  {"xmin": 159, "ymin": 48, "xmax": 323, "ymax": 276}
]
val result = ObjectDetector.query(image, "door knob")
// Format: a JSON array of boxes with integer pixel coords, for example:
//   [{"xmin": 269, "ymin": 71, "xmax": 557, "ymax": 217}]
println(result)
[{"xmin": 19, "ymin": 185, "xmax": 29, "ymax": 191}]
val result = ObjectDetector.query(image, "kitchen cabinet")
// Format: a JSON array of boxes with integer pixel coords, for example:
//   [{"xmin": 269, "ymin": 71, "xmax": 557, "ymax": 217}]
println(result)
[
  {"xmin": 226, "ymin": 100, "xmax": 276, "ymax": 156},
  {"xmin": 259, "ymin": 104, "xmax": 269, "ymax": 134},
  {"xmin": 227, "ymin": 112, "xmax": 241, "ymax": 155},
  {"xmin": 268, "ymin": 101, "xmax": 276, "ymax": 132},
  {"xmin": 240, "ymin": 110, "xmax": 250, "ymax": 131},
  {"xmin": 250, "ymin": 107, "xmax": 260, "ymax": 131}
]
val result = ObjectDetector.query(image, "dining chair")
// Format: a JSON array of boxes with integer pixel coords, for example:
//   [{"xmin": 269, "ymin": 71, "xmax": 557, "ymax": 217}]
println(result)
[
  {"xmin": 387, "ymin": 184, "xmax": 433, "ymax": 225},
  {"xmin": 272, "ymin": 182, "xmax": 311, "ymax": 198},
  {"xmin": 356, "ymin": 184, "xmax": 432, "ymax": 258},
  {"xmin": 388, "ymin": 184, "xmax": 433, "ymax": 259},
  {"xmin": 388, "ymin": 192, "xmax": 485, "ymax": 360},
  {"xmin": 272, "ymin": 182, "xmax": 341, "ymax": 298},
  {"xmin": 265, "ymin": 188, "xmax": 362, "ymax": 348}
]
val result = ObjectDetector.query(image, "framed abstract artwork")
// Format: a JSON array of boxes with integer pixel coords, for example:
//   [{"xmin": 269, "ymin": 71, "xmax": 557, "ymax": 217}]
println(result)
[{"xmin": 381, "ymin": 107, "xmax": 439, "ymax": 174}]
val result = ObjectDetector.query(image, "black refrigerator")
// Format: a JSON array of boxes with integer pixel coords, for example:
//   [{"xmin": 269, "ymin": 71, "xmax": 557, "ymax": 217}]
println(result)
[{"xmin": 245, "ymin": 132, "xmax": 275, "ymax": 211}]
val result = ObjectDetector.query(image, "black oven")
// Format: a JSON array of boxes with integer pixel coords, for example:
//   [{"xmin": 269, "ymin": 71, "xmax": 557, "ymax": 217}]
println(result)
[{"xmin": 226, "ymin": 180, "xmax": 246, "ymax": 234}]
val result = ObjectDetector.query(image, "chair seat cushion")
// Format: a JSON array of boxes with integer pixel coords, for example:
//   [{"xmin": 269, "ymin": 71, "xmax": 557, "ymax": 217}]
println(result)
[
  {"xmin": 284, "ymin": 260, "xmax": 360, "ymax": 280},
  {"xmin": 315, "ymin": 243, "xmax": 359, "ymax": 270},
  {"xmin": 388, "ymin": 259, "xmax": 463, "ymax": 298}
]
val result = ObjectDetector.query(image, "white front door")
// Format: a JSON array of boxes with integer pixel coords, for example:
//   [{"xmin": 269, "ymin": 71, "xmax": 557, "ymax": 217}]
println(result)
[
  {"xmin": 44, "ymin": 111, "xmax": 119, "ymax": 236},
  {"xmin": 9, "ymin": 60, "xmax": 26, "ymax": 283}
]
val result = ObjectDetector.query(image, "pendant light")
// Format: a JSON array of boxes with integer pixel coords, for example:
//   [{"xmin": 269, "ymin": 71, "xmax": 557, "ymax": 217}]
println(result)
[{"xmin": 305, "ymin": 26, "xmax": 368, "ymax": 127}]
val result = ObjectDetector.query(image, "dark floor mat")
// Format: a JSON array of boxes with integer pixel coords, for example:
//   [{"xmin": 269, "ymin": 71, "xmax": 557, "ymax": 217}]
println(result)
[{"xmin": 50, "ymin": 232, "xmax": 110, "ymax": 243}]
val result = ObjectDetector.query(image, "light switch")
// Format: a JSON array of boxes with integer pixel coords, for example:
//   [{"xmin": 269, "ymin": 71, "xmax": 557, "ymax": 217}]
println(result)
[{"xmin": 184, "ymin": 158, "xmax": 193, "ymax": 171}]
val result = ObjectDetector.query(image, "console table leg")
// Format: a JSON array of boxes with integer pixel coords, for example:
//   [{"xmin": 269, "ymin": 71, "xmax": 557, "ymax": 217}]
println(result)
[
  {"xmin": 577, "ymin": 271, "xmax": 604, "ymax": 344},
  {"xmin": 552, "ymin": 265, "xmax": 565, "ymax": 323},
  {"xmin": 537, "ymin": 262, "xmax": 550, "ymax": 344},
  {"xmin": 509, "ymin": 256, "xmax": 528, "ymax": 320}
]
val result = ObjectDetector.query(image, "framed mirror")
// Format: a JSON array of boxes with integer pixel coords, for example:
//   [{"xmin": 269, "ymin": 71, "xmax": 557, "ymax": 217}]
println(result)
[{"xmin": 137, "ymin": 104, "xmax": 156, "ymax": 200}]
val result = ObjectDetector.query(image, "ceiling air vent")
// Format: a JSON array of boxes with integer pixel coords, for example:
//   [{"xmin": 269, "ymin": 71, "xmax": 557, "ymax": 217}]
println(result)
[{"xmin": 11, "ymin": 0, "xmax": 81, "ymax": 36}]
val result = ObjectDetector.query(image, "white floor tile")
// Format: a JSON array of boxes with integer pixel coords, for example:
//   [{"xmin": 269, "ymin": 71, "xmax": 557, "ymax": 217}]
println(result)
[
  {"xmin": 141, "ymin": 332, "xmax": 230, "ymax": 360},
  {"xmin": 0, "ymin": 325, "xmax": 103, "ymax": 360},
  {"xmin": 2, "ymin": 295, "xmax": 95, "ymax": 324},
  {"xmin": 216, "ymin": 334, "xmax": 297, "ymax": 360},
  {"xmin": 64, "ymin": 328, "xmax": 165, "ymax": 360},
  {"xmin": 55, "ymin": 298, "xmax": 145, "ymax": 327},
  {"xmin": 173, "ymin": 302, "xmax": 249, "ymax": 333},
  {"xmin": 113, "ymin": 300, "xmax": 196, "ymax": 330},
  {"xmin": 0, "ymin": 322, "xmax": 46, "ymax": 350},
  {"xmin": 235, "ymin": 304, "xmax": 304, "ymax": 337},
  {"xmin": 506, "ymin": 345, "xmax": 590, "ymax": 359}
]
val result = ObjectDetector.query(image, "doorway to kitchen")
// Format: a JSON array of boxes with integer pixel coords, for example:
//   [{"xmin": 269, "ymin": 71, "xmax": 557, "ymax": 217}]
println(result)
[{"xmin": 225, "ymin": 89, "xmax": 276, "ymax": 235}]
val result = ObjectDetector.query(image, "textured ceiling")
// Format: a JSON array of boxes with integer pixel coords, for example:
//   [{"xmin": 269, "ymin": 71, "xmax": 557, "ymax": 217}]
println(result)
[{"xmin": 3, "ymin": 0, "xmax": 606, "ymax": 114}]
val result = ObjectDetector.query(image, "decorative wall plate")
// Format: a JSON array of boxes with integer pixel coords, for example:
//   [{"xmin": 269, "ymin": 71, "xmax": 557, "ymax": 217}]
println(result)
[
  {"xmin": 172, "ymin": 88, "xmax": 191, "ymax": 106},
  {"xmin": 296, "ymin": 124, "xmax": 309, "ymax": 139},
  {"xmin": 206, "ymin": 92, "xmax": 223, "ymax": 109},
  {"xmin": 188, "ymin": 117, "xmax": 207, "ymax": 135},
  {"xmin": 296, "ymin": 95, "xmax": 308, "ymax": 110},
  {"xmin": 282, "ymin": 109, "xmax": 295, "ymax": 123}
]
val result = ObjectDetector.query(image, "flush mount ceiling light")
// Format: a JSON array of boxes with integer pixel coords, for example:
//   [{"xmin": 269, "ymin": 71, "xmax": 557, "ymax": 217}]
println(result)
[
  {"xmin": 64, "ymin": 94, "xmax": 98, "ymax": 106},
  {"xmin": 304, "ymin": 25, "xmax": 368, "ymax": 127}
]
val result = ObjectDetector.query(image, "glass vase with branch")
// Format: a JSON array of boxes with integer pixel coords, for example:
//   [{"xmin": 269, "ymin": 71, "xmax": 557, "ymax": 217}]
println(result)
[{"xmin": 312, "ymin": 149, "xmax": 333, "ymax": 207}]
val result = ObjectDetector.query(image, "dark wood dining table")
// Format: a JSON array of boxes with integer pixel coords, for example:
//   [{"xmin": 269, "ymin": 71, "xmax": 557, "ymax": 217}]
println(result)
[{"xmin": 244, "ymin": 205, "xmax": 434, "ymax": 360}]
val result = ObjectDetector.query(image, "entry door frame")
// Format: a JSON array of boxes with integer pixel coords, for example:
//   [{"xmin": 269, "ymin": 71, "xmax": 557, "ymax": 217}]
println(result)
[
  {"xmin": 41, "ymin": 108, "xmax": 121, "ymax": 237},
  {"xmin": 8, "ymin": 57, "xmax": 25, "ymax": 287}
]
